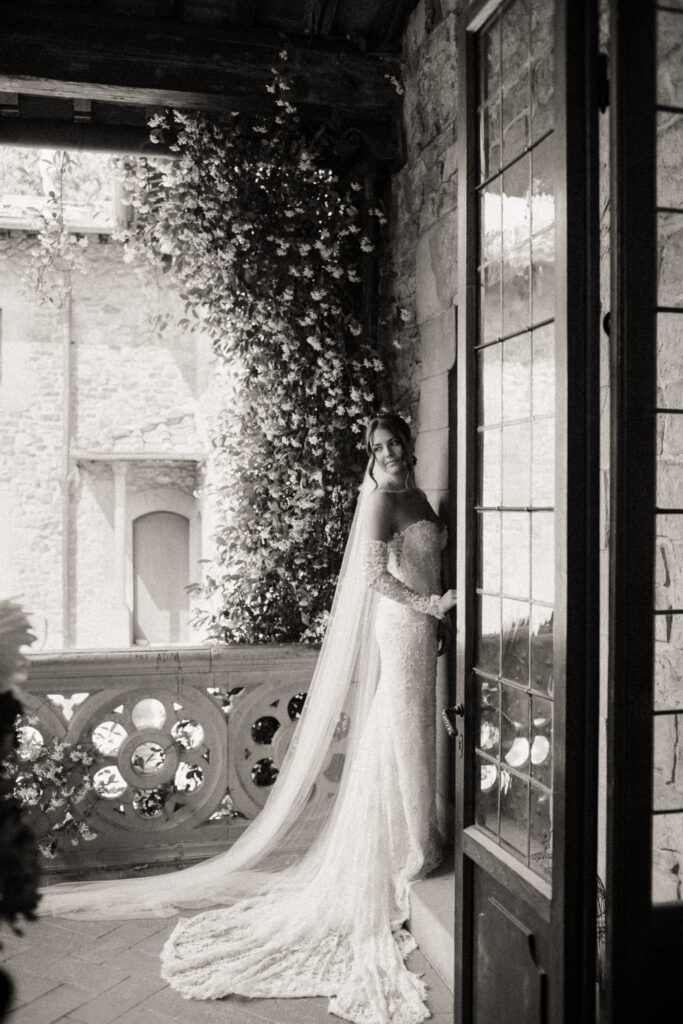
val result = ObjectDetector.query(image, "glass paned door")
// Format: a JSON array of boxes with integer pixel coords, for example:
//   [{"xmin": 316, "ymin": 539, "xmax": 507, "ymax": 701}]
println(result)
[
  {"xmin": 455, "ymin": 1, "xmax": 599, "ymax": 1020},
  {"xmin": 475, "ymin": 0, "xmax": 555, "ymax": 873}
]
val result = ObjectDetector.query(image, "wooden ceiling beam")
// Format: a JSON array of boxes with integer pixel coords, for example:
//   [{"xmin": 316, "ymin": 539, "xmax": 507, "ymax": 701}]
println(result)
[{"xmin": 0, "ymin": 9, "xmax": 401, "ymax": 125}]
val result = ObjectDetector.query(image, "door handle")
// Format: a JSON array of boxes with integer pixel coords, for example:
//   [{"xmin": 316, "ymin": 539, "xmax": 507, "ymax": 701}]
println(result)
[{"xmin": 441, "ymin": 703, "xmax": 464, "ymax": 737}]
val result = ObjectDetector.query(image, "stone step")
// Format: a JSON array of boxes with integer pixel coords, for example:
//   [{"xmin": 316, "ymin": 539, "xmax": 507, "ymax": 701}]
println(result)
[{"xmin": 408, "ymin": 858, "xmax": 455, "ymax": 993}]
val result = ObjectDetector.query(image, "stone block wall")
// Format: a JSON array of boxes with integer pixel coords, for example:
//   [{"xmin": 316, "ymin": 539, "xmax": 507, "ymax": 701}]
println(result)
[
  {"xmin": 69, "ymin": 241, "xmax": 209, "ymax": 455},
  {"xmin": 382, "ymin": 0, "xmax": 462, "ymax": 836},
  {"xmin": 0, "ymin": 232, "xmax": 209, "ymax": 649},
  {"xmin": 0, "ymin": 233, "xmax": 67, "ymax": 648}
]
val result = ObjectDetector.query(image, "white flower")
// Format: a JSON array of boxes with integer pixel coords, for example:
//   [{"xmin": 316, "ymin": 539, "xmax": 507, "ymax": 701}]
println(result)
[
  {"xmin": 279, "ymin": 49, "xmax": 289, "ymax": 60},
  {"xmin": 349, "ymin": 323, "xmax": 362, "ymax": 336},
  {"xmin": 360, "ymin": 237, "xmax": 374, "ymax": 252},
  {"xmin": 350, "ymin": 181, "xmax": 362, "ymax": 192},
  {"xmin": 399, "ymin": 307, "xmax": 412, "ymax": 323},
  {"xmin": 252, "ymin": 125, "xmax": 268, "ymax": 134}
]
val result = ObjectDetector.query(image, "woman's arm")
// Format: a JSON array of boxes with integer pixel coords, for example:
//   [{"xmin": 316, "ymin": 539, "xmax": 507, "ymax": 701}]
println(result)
[{"xmin": 361, "ymin": 491, "xmax": 453, "ymax": 619}]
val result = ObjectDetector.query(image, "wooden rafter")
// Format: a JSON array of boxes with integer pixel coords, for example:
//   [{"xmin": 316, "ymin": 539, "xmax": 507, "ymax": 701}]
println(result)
[{"xmin": 0, "ymin": 8, "xmax": 401, "ymax": 125}]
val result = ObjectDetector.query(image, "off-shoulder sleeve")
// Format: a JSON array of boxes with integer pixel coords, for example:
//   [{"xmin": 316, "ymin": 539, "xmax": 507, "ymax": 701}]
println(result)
[{"xmin": 361, "ymin": 539, "xmax": 444, "ymax": 619}]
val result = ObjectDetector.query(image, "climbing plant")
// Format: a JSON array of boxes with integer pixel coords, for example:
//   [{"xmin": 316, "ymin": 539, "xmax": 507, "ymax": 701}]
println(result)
[{"xmin": 117, "ymin": 56, "xmax": 401, "ymax": 643}]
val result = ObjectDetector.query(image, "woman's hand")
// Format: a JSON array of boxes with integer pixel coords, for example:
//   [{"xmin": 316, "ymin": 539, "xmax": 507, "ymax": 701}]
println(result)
[
  {"xmin": 437, "ymin": 617, "xmax": 451, "ymax": 656},
  {"xmin": 437, "ymin": 589, "xmax": 458, "ymax": 616}
]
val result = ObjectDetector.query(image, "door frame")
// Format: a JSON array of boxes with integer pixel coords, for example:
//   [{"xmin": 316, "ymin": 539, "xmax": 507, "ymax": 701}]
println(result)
[
  {"xmin": 453, "ymin": 0, "xmax": 601, "ymax": 1019},
  {"xmin": 605, "ymin": 0, "xmax": 683, "ymax": 1014}
]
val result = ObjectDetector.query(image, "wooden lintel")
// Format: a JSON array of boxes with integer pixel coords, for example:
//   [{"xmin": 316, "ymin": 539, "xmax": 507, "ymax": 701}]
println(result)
[
  {"xmin": 0, "ymin": 118, "xmax": 167, "ymax": 155},
  {"xmin": 0, "ymin": 10, "xmax": 402, "ymax": 125}
]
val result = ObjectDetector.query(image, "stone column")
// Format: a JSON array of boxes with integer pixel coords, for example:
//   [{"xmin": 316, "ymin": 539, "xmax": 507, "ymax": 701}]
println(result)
[{"xmin": 113, "ymin": 461, "xmax": 130, "ymax": 645}]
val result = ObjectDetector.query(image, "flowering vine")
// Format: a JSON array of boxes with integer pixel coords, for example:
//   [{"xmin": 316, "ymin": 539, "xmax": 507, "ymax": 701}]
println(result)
[
  {"xmin": 1, "ymin": 717, "xmax": 98, "ymax": 860},
  {"xmin": 23, "ymin": 150, "xmax": 90, "ymax": 309},
  {"xmin": 117, "ymin": 55, "xmax": 399, "ymax": 642}
]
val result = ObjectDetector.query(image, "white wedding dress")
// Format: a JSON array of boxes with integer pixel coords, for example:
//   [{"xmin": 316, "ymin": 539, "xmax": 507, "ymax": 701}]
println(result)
[{"xmin": 40, "ymin": 490, "xmax": 447, "ymax": 1024}]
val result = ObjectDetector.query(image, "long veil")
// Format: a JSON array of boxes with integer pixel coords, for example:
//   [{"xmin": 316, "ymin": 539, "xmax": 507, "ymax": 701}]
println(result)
[
  {"xmin": 39, "ymin": 471, "xmax": 382, "ymax": 920},
  {"xmin": 39, "ymin": 468, "xmax": 436, "ymax": 1023}
]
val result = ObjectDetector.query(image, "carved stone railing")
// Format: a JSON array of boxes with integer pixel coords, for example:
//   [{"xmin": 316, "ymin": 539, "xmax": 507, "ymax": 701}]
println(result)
[{"xmin": 21, "ymin": 645, "xmax": 318, "ymax": 877}]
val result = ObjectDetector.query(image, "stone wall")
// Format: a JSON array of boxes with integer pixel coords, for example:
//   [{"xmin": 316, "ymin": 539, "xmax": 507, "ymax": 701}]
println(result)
[
  {"xmin": 69, "ymin": 240, "xmax": 209, "ymax": 455},
  {"xmin": 653, "ymin": 4, "xmax": 683, "ymax": 899},
  {"xmin": 385, "ymin": 0, "xmax": 462, "ymax": 835},
  {"xmin": 0, "ymin": 233, "xmax": 66, "ymax": 648},
  {"xmin": 0, "ymin": 232, "xmax": 210, "ymax": 649}
]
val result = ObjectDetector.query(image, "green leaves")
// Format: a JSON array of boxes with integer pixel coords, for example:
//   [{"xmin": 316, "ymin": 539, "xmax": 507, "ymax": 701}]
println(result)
[{"xmin": 115, "ymin": 62, "xmax": 394, "ymax": 644}]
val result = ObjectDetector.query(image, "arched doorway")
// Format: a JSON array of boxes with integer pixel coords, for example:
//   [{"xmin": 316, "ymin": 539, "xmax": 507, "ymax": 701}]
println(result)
[{"xmin": 133, "ymin": 511, "xmax": 190, "ymax": 644}]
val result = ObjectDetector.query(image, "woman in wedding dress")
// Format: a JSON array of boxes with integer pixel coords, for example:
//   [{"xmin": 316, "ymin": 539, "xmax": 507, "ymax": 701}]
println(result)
[{"xmin": 40, "ymin": 413, "xmax": 457, "ymax": 1024}]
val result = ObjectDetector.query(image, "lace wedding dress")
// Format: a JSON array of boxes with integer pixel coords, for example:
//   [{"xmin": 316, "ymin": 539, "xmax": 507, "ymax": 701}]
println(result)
[{"xmin": 40, "ymin": 484, "xmax": 447, "ymax": 1024}]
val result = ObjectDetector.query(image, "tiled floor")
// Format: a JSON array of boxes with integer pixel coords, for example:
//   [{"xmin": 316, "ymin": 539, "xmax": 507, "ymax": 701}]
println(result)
[{"xmin": 0, "ymin": 915, "xmax": 453, "ymax": 1023}]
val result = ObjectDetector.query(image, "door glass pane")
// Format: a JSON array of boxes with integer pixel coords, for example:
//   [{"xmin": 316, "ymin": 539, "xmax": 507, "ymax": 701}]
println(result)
[
  {"xmin": 481, "ymin": 178, "xmax": 503, "ymax": 262},
  {"xmin": 532, "ymin": 324, "xmax": 555, "ymax": 415},
  {"xmin": 480, "ymin": 427, "xmax": 502, "ymax": 506},
  {"xmin": 502, "ymin": 332, "xmax": 531, "ymax": 421},
  {"xmin": 502, "ymin": 512, "xmax": 530, "ymax": 598},
  {"xmin": 475, "ymin": 751, "xmax": 500, "ymax": 835},
  {"xmin": 502, "ymin": 599, "xmax": 530, "ymax": 684},
  {"xmin": 502, "ymin": 421, "xmax": 531, "ymax": 506},
  {"xmin": 502, "ymin": 247, "xmax": 531, "ymax": 336},
  {"xmin": 531, "ymin": 512, "xmax": 554, "ymax": 603},
  {"xmin": 531, "ymin": 416, "xmax": 555, "ymax": 506},
  {"xmin": 502, "ymin": 69, "xmax": 529, "ymax": 166},
  {"xmin": 531, "ymin": 604, "xmax": 554, "ymax": 694},
  {"xmin": 477, "ymin": 595, "xmax": 501, "ymax": 675},
  {"xmin": 531, "ymin": 51, "xmax": 554, "ymax": 143},
  {"xmin": 479, "ymin": 342, "xmax": 503, "ymax": 425},
  {"xmin": 476, "ymin": 676, "xmax": 500, "ymax": 757},
  {"xmin": 502, "ymin": 684, "xmax": 530, "ymax": 769},
  {"xmin": 500, "ymin": 770, "xmax": 529, "ymax": 856},
  {"xmin": 478, "ymin": 511, "xmax": 501, "ymax": 591},
  {"xmin": 531, "ymin": 694, "xmax": 553, "ymax": 787},
  {"xmin": 529, "ymin": 783, "xmax": 552, "ymax": 879},
  {"xmin": 503, "ymin": 157, "xmax": 531, "ymax": 252},
  {"xmin": 476, "ymin": 0, "xmax": 555, "ymax": 880},
  {"xmin": 480, "ymin": 261, "xmax": 503, "ymax": 343}
]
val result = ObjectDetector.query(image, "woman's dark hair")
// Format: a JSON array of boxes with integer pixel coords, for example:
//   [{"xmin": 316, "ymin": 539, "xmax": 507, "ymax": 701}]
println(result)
[{"xmin": 364, "ymin": 413, "xmax": 416, "ymax": 488}]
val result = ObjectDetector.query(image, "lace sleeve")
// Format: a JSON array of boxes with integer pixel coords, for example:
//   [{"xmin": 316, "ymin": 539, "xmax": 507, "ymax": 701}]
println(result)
[{"xmin": 361, "ymin": 539, "xmax": 444, "ymax": 619}]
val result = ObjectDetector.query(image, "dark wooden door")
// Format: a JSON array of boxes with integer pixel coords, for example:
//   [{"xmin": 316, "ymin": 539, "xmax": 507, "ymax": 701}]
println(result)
[{"xmin": 453, "ymin": 1, "xmax": 600, "ymax": 1021}]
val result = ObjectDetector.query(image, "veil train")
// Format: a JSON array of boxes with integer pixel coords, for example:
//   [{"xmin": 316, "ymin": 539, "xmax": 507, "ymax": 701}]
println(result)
[{"xmin": 38, "ymin": 471, "xmax": 434, "ymax": 1023}]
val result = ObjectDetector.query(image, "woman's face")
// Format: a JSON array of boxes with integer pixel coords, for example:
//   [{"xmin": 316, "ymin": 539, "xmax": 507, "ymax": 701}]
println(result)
[{"xmin": 370, "ymin": 426, "xmax": 406, "ymax": 484}]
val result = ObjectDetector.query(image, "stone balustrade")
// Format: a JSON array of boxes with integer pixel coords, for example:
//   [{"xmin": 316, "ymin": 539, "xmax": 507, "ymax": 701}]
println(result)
[{"xmin": 19, "ymin": 644, "xmax": 319, "ymax": 877}]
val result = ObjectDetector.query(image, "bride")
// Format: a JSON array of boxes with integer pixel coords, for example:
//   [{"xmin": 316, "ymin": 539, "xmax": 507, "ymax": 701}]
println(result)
[{"xmin": 40, "ymin": 413, "xmax": 457, "ymax": 1024}]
